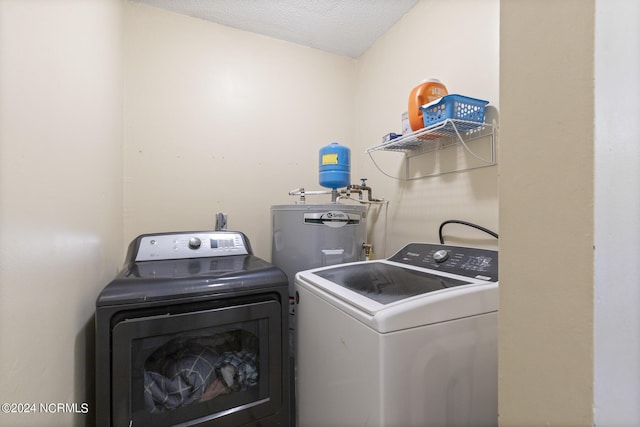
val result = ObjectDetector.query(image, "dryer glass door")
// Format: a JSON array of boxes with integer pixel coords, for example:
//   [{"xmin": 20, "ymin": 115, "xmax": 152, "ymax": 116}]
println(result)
[{"xmin": 110, "ymin": 299, "xmax": 282, "ymax": 427}]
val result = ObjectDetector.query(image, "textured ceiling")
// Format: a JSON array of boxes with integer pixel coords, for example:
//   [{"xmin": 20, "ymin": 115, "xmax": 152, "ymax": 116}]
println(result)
[{"xmin": 131, "ymin": 0, "xmax": 418, "ymax": 58}]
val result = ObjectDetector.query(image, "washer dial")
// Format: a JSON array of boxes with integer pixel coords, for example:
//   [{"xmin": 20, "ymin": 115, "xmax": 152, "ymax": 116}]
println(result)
[{"xmin": 433, "ymin": 249, "xmax": 449, "ymax": 263}]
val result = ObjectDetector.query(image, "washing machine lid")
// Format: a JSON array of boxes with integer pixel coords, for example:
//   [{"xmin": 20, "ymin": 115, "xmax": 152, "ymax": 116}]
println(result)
[
  {"xmin": 295, "ymin": 242, "xmax": 498, "ymax": 332},
  {"xmin": 297, "ymin": 260, "xmax": 497, "ymax": 332},
  {"xmin": 312, "ymin": 262, "xmax": 471, "ymax": 305}
]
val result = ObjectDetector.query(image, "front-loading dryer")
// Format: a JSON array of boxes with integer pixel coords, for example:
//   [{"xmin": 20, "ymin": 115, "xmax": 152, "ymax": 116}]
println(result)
[
  {"xmin": 294, "ymin": 242, "xmax": 498, "ymax": 427},
  {"xmin": 95, "ymin": 231, "xmax": 290, "ymax": 427}
]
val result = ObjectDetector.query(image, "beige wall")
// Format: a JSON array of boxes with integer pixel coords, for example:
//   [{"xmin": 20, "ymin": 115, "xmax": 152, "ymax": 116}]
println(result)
[
  {"xmin": 499, "ymin": 1, "xmax": 595, "ymax": 425},
  {"xmin": 354, "ymin": 0, "xmax": 500, "ymax": 257},
  {"xmin": 123, "ymin": 0, "xmax": 501, "ymax": 260},
  {"xmin": 0, "ymin": 0, "xmax": 500, "ymax": 425},
  {"xmin": 0, "ymin": 0, "xmax": 123, "ymax": 426},
  {"xmin": 123, "ymin": 2, "xmax": 356, "ymax": 260},
  {"xmin": 3, "ymin": 1, "xmax": 636, "ymax": 426}
]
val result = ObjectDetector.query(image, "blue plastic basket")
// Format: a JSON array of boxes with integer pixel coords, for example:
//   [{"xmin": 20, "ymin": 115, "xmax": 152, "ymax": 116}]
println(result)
[{"xmin": 420, "ymin": 94, "xmax": 489, "ymax": 127}]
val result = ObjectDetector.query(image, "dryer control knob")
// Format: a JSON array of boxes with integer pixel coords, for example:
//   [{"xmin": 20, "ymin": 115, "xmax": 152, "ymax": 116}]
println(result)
[
  {"xmin": 433, "ymin": 249, "xmax": 449, "ymax": 263},
  {"xmin": 188, "ymin": 237, "xmax": 202, "ymax": 250}
]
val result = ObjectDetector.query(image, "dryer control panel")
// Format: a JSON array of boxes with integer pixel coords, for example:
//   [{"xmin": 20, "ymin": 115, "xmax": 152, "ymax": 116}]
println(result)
[
  {"xmin": 389, "ymin": 243, "xmax": 498, "ymax": 281},
  {"xmin": 133, "ymin": 231, "xmax": 250, "ymax": 261}
]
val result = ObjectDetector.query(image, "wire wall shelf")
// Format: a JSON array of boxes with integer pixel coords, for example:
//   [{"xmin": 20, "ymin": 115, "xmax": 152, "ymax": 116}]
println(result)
[{"xmin": 366, "ymin": 119, "xmax": 496, "ymax": 180}]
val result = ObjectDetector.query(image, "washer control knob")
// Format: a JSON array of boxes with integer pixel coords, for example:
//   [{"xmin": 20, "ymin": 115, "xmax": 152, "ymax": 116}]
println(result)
[
  {"xmin": 433, "ymin": 249, "xmax": 449, "ymax": 263},
  {"xmin": 188, "ymin": 237, "xmax": 202, "ymax": 250}
]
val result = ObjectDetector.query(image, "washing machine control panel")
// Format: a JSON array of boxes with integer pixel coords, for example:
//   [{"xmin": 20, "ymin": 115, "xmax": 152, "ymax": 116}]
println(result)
[
  {"xmin": 389, "ymin": 243, "xmax": 498, "ymax": 281},
  {"xmin": 133, "ymin": 231, "xmax": 249, "ymax": 261}
]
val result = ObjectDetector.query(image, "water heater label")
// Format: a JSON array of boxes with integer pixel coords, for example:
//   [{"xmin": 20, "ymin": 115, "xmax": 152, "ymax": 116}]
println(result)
[
  {"xmin": 303, "ymin": 211, "xmax": 360, "ymax": 228},
  {"xmin": 321, "ymin": 153, "xmax": 339, "ymax": 165}
]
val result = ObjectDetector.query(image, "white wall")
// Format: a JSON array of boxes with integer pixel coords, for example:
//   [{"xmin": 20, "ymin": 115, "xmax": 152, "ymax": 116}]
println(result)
[
  {"xmin": 0, "ymin": 0, "xmax": 123, "ymax": 426},
  {"xmin": 594, "ymin": 0, "xmax": 640, "ymax": 424},
  {"xmin": 354, "ymin": 0, "xmax": 500, "ymax": 257},
  {"xmin": 123, "ymin": 2, "xmax": 356, "ymax": 260}
]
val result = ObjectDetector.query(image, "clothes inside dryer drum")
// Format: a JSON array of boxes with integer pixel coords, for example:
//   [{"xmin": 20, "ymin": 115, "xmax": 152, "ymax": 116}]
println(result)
[{"xmin": 313, "ymin": 262, "xmax": 470, "ymax": 305}]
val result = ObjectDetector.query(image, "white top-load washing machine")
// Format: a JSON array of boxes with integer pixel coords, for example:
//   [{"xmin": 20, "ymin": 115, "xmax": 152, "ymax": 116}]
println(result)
[{"xmin": 294, "ymin": 242, "xmax": 498, "ymax": 427}]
